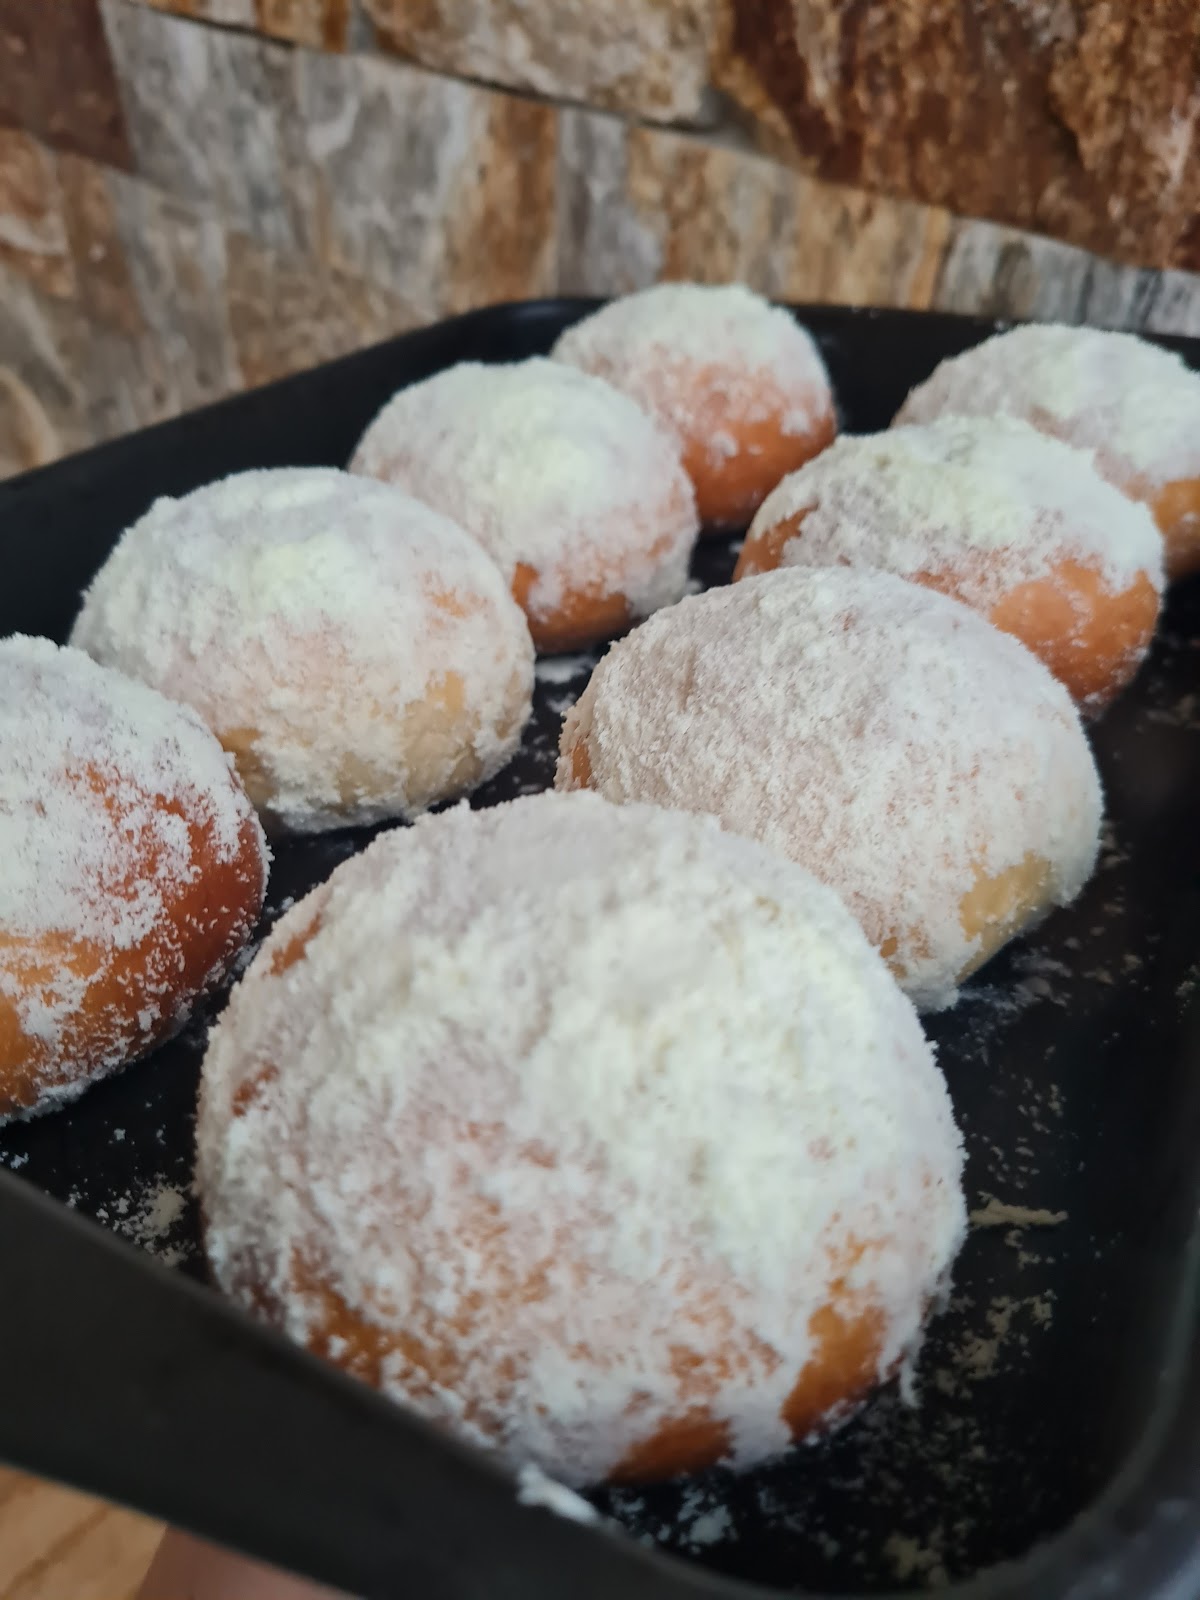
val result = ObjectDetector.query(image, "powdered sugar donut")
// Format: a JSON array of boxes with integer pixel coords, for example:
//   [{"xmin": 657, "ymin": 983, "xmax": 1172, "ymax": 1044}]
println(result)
[
  {"xmin": 552, "ymin": 283, "xmax": 836, "ymax": 530},
  {"xmin": 71, "ymin": 469, "xmax": 534, "ymax": 834},
  {"xmin": 558, "ymin": 570, "xmax": 1102, "ymax": 1011},
  {"xmin": 197, "ymin": 791, "xmax": 965, "ymax": 1487},
  {"xmin": 735, "ymin": 416, "xmax": 1165, "ymax": 714},
  {"xmin": 349, "ymin": 359, "xmax": 698, "ymax": 653},
  {"xmin": 894, "ymin": 324, "xmax": 1200, "ymax": 580},
  {"xmin": 0, "ymin": 635, "xmax": 267, "ymax": 1121}
]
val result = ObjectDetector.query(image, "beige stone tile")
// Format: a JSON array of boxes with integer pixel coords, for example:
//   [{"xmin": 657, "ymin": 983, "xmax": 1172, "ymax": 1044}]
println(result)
[
  {"xmin": 932, "ymin": 218, "xmax": 1096, "ymax": 324},
  {"xmin": 0, "ymin": 39, "xmax": 564, "ymax": 473},
  {"xmin": 225, "ymin": 228, "xmax": 423, "ymax": 389},
  {"xmin": 47, "ymin": 152, "xmax": 178, "ymax": 446},
  {"xmin": 0, "ymin": 364, "xmax": 68, "ymax": 475},
  {"xmin": 929, "ymin": 215, "xmax": 1200, "ymax": 336},
  {"xmin": 1141, "ymin": 271, "xmax": 1200, "ymax": 339},
  {"xmin": 0, "ymin": 128, "xmax": 75, "ymax": 300},
  {"xmin": 439, "ymin": 88, "xmax": 557, "ymax": 314},
  {"xmin": 297, "ymin": 49, "xmax": 555, "ymax": 315},
  {"xmin": 365, "ymin": 0, "xmax": 717, "ymax": 125},
  {"xmin": 0, "ymin": 260, "xmax": 89, "ymax": 474},
  {"xmin": 56, "ymin": 151, "xmax": 145, "ymax": 337},
  {"xmin": 557, "ymin": 106, "xmax": 662, "ymax": 294},
  {"xmin": 557, "ymin": 110, "xmax": 951, "ymax": 310},
  {"xmin": 8, "ymin": 3, "xmax": 1198, "ymax": 485},
  {"xmin": 771, "ymin": 181, "xmax": 952, "ymax": 311},
  {"xmin": 102, "ymin": 167, "xmax": 242, "ymax": 417},
  {"xmin": 39, "ymin": 153, "xmax": 242, "ymax": 445},
  {"xmin": 100, "ymin": 0, "xmax": 314, "ymax": 255}
]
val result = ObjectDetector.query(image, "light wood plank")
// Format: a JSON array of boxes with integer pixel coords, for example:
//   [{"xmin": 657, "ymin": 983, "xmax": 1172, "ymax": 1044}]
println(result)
[{"xmin": 0, "ymin": 1471, "xmax": 160, "ymax": 1600}]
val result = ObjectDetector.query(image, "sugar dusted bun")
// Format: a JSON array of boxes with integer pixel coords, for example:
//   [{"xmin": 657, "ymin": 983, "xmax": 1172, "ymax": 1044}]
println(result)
[
  {"xmin": 895, "ymin": 324, "xmax": 1200, "ymax": 580},
  {"xmin": 71, "ymin": 469, "xmax": 534, "ymax": 834},
  {"xmin": 553, "ymin": 282, "xmax": 836, "ymax": 530},
  {"xmin": 0, "ymin": 635, "xmax": 267, "ymax": 1121},
  {"xmin": 736, "ymin": 416, "xmax": 1164, "ymax": 714},
  {"xmin": 350, "ymin": 358, "xmax": 698, "ymax": 653},
  {"xmin": 559, "ymin": 568, "xmax": 1103, "ymax": 1010},
  {"xmin": 197, "ymin": 792, "xmax": 965, "ymax": 1487}
]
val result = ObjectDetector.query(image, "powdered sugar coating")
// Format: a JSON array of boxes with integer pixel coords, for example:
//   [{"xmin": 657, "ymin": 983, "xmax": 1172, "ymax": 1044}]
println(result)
[
  {"xmin": 551, "ymin": 283, "xmax": 833, "ymax": 483},
  {"xmin": 894, "ymin": 324, "xmax": 1200, "ymax": 489},
  {"xmin": 197, "ymin": 792, "xmax": 966, "ymax": 1487},
  {"xmin": 71, "ymin": 469, "xmax": 535, "ymax": 834},
  {"xmin": 349, "ymin": 358, "xmax": 698, "ymax": 632},
  {"xmin": 553, "ymin": 288, "xmax": 838, "ymax": 531},
  {"xmin": 558, "ymin": 570, "xmax": 1103, "ymax": 1010},
  {"xmin": 751, "ymin": 416, "xmax": 1163, "ymax": 607},
  {"xmin": 0, "ymin": 635, "xmax": 267, "ymax": 1119}
]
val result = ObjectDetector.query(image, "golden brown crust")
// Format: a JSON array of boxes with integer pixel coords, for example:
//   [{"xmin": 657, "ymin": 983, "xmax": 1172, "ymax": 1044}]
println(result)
[
  {"xmin": 0, "ymin": 780, "xmax": 265, "ymax": 1119},
  {"xmin": 512, "ymin": 563, "xmax": 639, "ymax": 654},
  {"xmin": 1152, "ymin": 477, "xmax": 1200, "ymax": 579},
  {"xmin": 985, "ymin": 563, "xmax": 1160, "ymax": 712},
  {"xmin": 512, "ymin": 512, "xmax": 697, "ymax": 652},
  {"xmin": 734, "ymin": 507, "xmax": 811, "ymax": 579},
  {"xmin": 687, "ymin": 404, "xmax": 836, "ymax": 531},
  {"xmin": 737, "ymin": 520, "xmax": 1160, "ymax": 713}
]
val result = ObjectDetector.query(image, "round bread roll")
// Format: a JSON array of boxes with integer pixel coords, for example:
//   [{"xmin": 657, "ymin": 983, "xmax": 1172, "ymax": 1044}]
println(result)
[
  {"xmin": 197, "ymin": 792, "xmax": 965, "ymax": 1488},
  {"xmin": 349, "ymin": 359, "xmax": 698, "ymax": 653},
  {"xmin": 70, "ymin": 469, "xmax": 534, "ymax": 835},
  {"xmin": 558, "ymin": 569, "xmax": 1103, "ymax": 1011},
  {"xmin": 552, "ymin": 282, "xmax": 836, "ymax": 530},
  {"xmin": 735, "ymin": 416, "xmax": 1165, "ymax": 715},
  {"xmin": 0, "ymin": 635, "xmax": 267, "ymax": 1121},
  {"xmin": 894, "ymin": 324, "xmax": 1200, "ymax": 580}
]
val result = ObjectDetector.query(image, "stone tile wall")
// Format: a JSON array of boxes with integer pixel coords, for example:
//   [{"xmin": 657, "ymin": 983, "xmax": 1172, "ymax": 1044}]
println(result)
[{"xmin": 0, "ymin": 0, "xmax": 1197, "ymax": 478}]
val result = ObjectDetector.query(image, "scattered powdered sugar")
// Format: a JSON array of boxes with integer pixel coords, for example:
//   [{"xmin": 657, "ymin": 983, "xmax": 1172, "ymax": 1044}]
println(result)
[
  {"xmin": 895, "ymin": 324, "xmax": 1200, "ymax": 488},
  {"xmin": 71, "ymin": 469, "xmax": 534, "ymax": 834},
  {"xmin": 197, "ymin": 792, "xmax": 965, "ymax": 1488},
  {"xmin": 542, "ymin": 689, "xmax": 583, "ymax": 720},
  {"xmin": 0, "ymin": 636, "xmax": 253, "ymax": 943},
  {"xmin": 884, "ymin": 1529, "xmax": 948, "ymax": 1585},
  {"xmin": 534, "ymin": 653, "xmax": 592, "ymax": 719},
  {"xmin": 969, "ymin": 1198, "xmax": 1067, "ymax": 1230},
  {"xmin": 559, "ymin": 568, "xmax": 1103, "ymax": 1011},
  {"xmin": 605, "ymin": 1481, "xmax": 734, "ymax": 1552},
  {"xmin": 0, "ymin": 635, "xmax": 267, "ymax": 1117},
  {"xmin": 534, "ymin": 654, "xmax": 593, "ymax": 685},
  {"xmin": 749, "ymin": 416, "xmax": 1164, "ymax": 610},
  {"xmin": 103, "ymin": 1178, "xmax": 196, "ymax": 1268},
  {"xmin": 517, "ymin": 1465, "xmax": 600, "ymax": 1525},
  {"xmin": 952, "ymin": 1293, "xmax": 1056, "ymax": 1381},
  {"xmin": 349, "ymin": 360, "xmax": 698, "ymax": 629},
  {"xmin": 681, "ymin": 1501, "xmax": 733, "ymax": 1548},
  {"xmin": 552, "ymin": 283, "xmax": 832, "ymax": 448}
]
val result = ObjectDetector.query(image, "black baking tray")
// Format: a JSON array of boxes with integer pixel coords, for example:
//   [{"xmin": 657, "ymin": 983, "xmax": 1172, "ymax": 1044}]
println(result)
[{"xmin": 0, "ymin": 301, "xmax": 1198, "ymax": 1600}]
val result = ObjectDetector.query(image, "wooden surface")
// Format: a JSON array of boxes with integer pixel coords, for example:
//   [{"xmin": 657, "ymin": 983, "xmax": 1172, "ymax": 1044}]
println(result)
[{"xmin": 0, "ymin": 1468, "xmax": 161, "ymax": 1600}]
